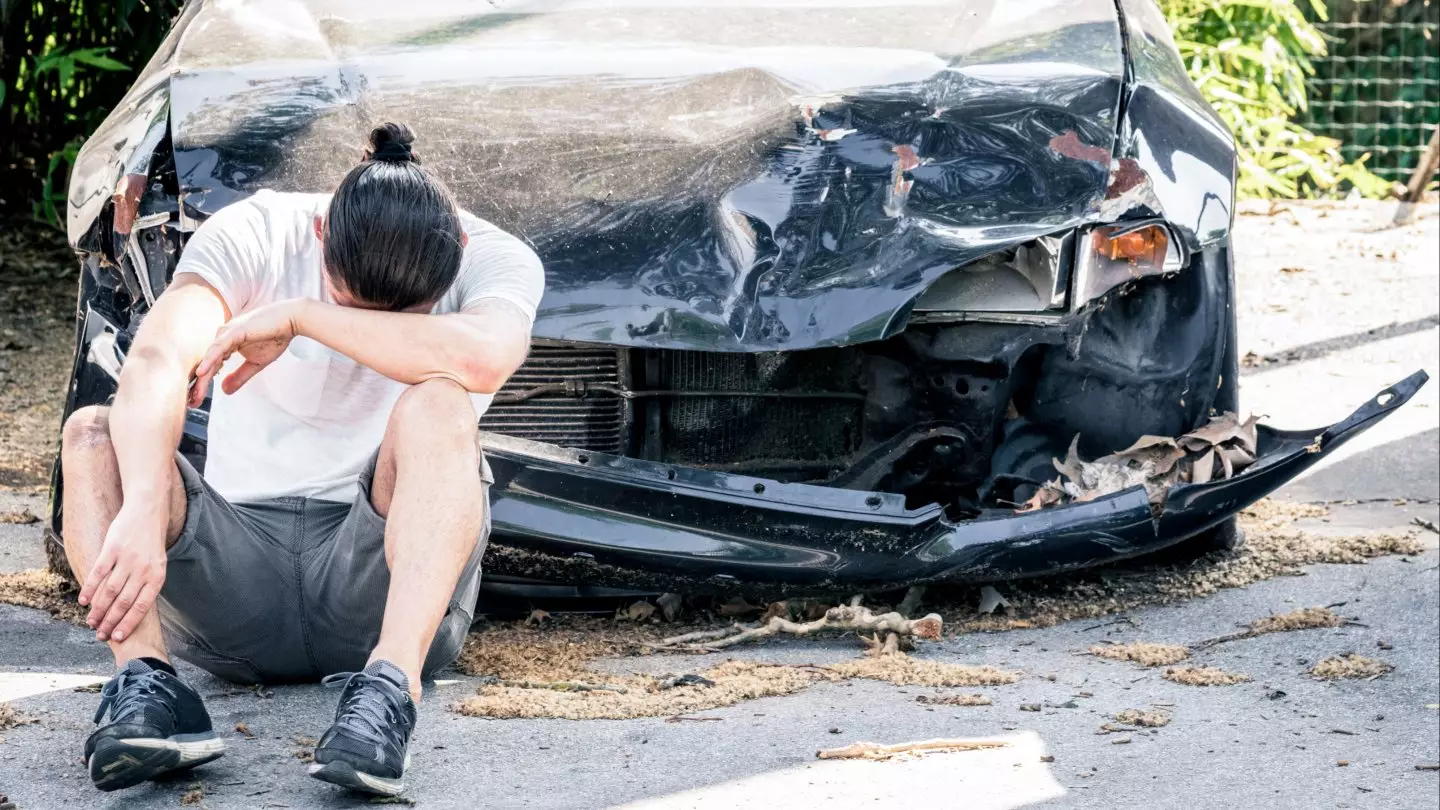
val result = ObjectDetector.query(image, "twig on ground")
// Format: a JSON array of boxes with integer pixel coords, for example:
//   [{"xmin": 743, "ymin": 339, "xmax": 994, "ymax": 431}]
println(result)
[
  {"xmin": 648, "ymin": 624, "xmax": 748, "ymax": 647},
  {"xmin": 1412, "ymin": 517, "xmax": 1439, "ymax": 535},
  {"xmin": 863, "ymin": 631, "xmax": 904, "ymax": 657},
  {"xmin": 817, "ymin": 738, "xmax": 1007, "ymax": 761},
  {"xmin": 1082, "ymin": 617, "xmax": 1137, "ymax": 632},
  {"xmin": 652, "ymin": 605, "xmax": 942, "ymax": 652},
  {"xmin": 1192, "ymin": 607, "xmax": 1353, "ymax": 650},
  {"xmin": 1190, "ymin": 629, "xmax": 1253, "ymax": 650},
  {"xmin": 498, "ymin": 679, "xmax": 627, "ymax": 694},
  {"xmin": 745, "ymin": 662, "xmax": 838, "ymax": 676}
]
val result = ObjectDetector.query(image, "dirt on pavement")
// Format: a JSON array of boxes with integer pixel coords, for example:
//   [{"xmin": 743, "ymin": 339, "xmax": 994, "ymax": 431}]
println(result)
[{"xmin": 0, "ymin": 221, "xmax": 75, "ymax": 490}]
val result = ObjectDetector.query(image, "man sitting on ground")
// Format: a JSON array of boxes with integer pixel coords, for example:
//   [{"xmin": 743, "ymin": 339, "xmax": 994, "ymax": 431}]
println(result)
[{"xmin": 61, "ymin": 122, "xmax": 543, "ymax": 797}]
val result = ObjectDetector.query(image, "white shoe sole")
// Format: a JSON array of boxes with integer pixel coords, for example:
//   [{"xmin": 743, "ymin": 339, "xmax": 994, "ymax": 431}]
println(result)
[
  {"xmin": 89, "ymin": 732, "xmax": 226, "ymax": 791},
  {"xmin": 308, "ymin": 759, "xmax": 406, "ymax": 796},
  {"xmin": 123, "ymin": 734, "xmax": 228, "ymax": 762}
]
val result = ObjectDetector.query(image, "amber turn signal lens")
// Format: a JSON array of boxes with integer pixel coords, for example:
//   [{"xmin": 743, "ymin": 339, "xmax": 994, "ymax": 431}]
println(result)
[
  {"xmin": 1096, "ymin": 225, "xmax": 1168, "ymax": 265},
  {"xmin": 1073, "ymin": 223, "xmax": 1184, "ymax": 309}
]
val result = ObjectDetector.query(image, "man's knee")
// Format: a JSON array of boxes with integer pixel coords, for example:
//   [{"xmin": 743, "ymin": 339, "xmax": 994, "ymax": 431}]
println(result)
[
  {"xmin": 61, "ymin": 405, "xmax": 113, "ymax": 459},
  {"xmin": 388, "ymin": 379, "xmax": 476, "ymax": 443}
]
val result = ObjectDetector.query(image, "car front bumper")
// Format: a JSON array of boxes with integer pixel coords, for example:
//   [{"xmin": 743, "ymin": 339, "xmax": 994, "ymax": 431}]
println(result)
[{"xmin": 478, "ymin": 371, "xmax": 1429, "ymax": 595}]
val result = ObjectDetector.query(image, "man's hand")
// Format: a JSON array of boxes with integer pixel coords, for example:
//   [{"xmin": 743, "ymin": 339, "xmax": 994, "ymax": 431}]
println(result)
[
  {"xmin": 80, "ymin": 503, "xmax": 169, "ymax": 643},
  {"xmin": 189, "ymin": 299, "xmax": 306, "ymax": 407}
]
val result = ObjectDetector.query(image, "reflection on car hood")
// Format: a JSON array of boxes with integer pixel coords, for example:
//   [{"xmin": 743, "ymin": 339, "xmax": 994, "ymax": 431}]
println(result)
[{"xmin": 92, "ymin": 0, "xmax": 1131, "ymax": 349}]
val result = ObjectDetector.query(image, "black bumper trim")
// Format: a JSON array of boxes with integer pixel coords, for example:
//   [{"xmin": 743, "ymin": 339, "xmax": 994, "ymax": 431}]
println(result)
[{"xmin": 482, "ymin": 371, "xmax": 1429, "ymax": 591}]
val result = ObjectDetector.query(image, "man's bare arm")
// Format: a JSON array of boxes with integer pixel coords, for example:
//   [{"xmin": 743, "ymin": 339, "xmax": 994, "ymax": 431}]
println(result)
[
  {"xmin": 82, "ymin": 276, "xmax": 228, "ymax": 642},
  {"xmin": 193, "ymin": 298, "xmax": 532, "ymax": 399}
]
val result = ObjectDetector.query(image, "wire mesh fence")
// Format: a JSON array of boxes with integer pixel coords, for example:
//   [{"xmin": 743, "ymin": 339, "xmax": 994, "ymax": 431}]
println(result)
[{"xmin": 1302, "ymin": 0, "xmax": 1440, "ymax": 183}]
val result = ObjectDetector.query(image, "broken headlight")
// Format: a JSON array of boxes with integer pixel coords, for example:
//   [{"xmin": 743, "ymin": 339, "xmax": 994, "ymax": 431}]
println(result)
[
  {"xmin": 1072, "ymin": 222, "xmax": 1185, "ymax": 309},
  {"xmin": 912, "ymin": 235, "xmax": 1071, "ymax": 316}
]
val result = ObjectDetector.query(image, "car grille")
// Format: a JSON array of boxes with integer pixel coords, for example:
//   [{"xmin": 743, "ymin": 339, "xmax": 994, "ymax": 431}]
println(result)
[
  {"xmin": 485, "ymin": 343, "xmax": 864, "ymax": 474},
  {"xmin": 649, "ymin": 349, "xmax": 864, "ymax": 472},
  {"xmin": 481, "ymin": 343, "xmax": 627, "ymax": 453}
]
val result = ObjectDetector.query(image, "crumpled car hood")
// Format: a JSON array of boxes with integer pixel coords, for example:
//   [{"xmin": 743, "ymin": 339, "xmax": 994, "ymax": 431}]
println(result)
[{"xmin": 73, "ymin": 0, "xmax": 1130, "ymax": 350}]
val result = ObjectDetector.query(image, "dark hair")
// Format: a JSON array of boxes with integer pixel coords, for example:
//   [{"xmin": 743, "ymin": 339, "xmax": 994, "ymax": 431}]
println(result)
[{"xmin": 322, "ymin": 123, "xmax": 464, "ymax": 311}]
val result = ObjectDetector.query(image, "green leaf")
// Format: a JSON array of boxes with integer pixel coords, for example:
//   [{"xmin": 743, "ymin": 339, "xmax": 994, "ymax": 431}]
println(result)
[{"xmin": 71, "ymin": 48, "xmax": 130, "ymax": 71}]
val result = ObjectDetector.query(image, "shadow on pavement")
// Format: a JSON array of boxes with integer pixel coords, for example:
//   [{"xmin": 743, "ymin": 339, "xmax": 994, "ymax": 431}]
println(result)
[{"xmin": 1281, "ymin": 427, "xmax": 1440, "ymax": 502}]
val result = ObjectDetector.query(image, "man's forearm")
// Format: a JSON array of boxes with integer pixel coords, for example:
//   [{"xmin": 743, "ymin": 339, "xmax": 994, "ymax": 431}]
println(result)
[
  {"xmin": 293, "ymin": 299, "xmax": 526, "ymax": 394},
  {"xmin": 109, "ymin": 347, "xmax": 191, "ymax": 507}
]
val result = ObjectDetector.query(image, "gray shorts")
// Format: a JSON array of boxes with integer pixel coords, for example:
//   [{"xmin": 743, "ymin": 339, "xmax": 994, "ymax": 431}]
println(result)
[{"xmin": 157, "ymin": 451, "xmax": 489, "ymax": 684}]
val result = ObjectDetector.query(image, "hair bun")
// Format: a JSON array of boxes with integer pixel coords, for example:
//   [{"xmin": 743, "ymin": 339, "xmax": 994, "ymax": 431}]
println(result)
[{"xmin": 366, "ymin": 122, "xmax": 419, "ymax": 164}]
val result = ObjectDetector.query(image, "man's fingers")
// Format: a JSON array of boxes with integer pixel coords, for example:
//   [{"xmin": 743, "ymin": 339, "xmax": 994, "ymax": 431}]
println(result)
[
  {"xmin": 189, "ymin": 365, "xmax": 221, "ymax": 408},
  {"xmin": 195, "ymin": 334, "xmax": 234, "ymax": 379},
  {"xmin": 109, "ymin": 581, "xmax": 160, "ymax": 644},
  {"xmin": 86, "ymin": 569, "xmax": 128, "ymax": 633},
  {"xmin": 79, "ymin": 550, "xmax": 116, "ymax": 608},
  {"xmin": 96, "ymin": 576, "xmax": 145, "ymax": 641},
  {"xmin": 191, "ymin": 350, "xmax": 229, "ymax": 400},
  {"xmin": 189, "ymin": 344, "xmax": 231, "ymax": 408},
  {"xmin": 222, "ymin": 360, "xmax": 266, "ymax": 394}
]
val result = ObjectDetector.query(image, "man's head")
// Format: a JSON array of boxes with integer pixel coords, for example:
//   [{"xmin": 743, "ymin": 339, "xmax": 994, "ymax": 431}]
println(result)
[{"xmin": 315, "ymin": 122, "xmax": 466, "ymax": 311}]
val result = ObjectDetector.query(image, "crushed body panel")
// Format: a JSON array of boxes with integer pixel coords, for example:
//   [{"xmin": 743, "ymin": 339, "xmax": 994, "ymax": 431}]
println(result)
[{"xmin": 70, "ymin": 0, "xmax": 1148, "ymax": 351}]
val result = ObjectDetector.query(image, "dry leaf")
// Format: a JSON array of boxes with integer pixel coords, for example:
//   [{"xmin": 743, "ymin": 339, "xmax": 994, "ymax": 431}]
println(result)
[
  {"xmin": 1110, "ymin": 435, "xmax": 1187, "ymax": 475},
  {"xmin": 0, "ymin": 704, "xmax": 36, "ymax": 731},
  {"xmin": 1190, "ymin": 448, "xmax": 1216, "ymax": 485},
  {"xmin": 1017, "ymin": 483, "xmax": 1066, "ymax": 513},
  {"xmin": 1114, "ymin": 709, "xmax": 1171, "ymax": 728},
  {"xmin": 656, "ymin": 593, "xmax": 684, "ymax": 622},
  {"xmin": 717, "ymin": 596, "xmax": 762, "ymax": 616},
  {"xmin": 978, "ymin": 586, "xmax": 1011, "ymax": 616},
  {"xmin": 619, "ymin": 601, "xmax": 657, "ymax": 622},
  {"xmin": 760, "ymin": 601, "xmax": 791, "ymax": 622},
  {"xmin": 1014, "ymin": 411, "xmax": 1263, "ymax": 514},
  {"xmin": 0, "ymin": 509, "xmax": 38, "ymax": 525}
]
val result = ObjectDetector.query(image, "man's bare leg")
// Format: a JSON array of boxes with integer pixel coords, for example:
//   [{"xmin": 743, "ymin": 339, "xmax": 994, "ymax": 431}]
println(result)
[
  {"xmin": 364, "ymin": 379, "xmax": 485, "ymax": 702},
  {"xmin": 60, "ymin": 406, "xmax": 187, "ymax": 663}
]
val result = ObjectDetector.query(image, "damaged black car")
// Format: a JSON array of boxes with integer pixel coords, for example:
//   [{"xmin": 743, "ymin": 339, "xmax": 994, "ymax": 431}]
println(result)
[{"xmin": 49, "ymin": 0, "xmax": 1426, "ymax": 597}]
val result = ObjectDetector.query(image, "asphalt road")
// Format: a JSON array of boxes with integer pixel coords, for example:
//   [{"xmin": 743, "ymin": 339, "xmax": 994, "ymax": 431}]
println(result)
[{"xmin": 1, "ymin": 201, "xmax": 1437, "ymax": 809}]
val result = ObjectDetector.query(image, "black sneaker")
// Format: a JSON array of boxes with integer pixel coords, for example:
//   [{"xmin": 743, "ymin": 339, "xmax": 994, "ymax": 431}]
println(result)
[
  {"xmin": 85, "ymin": 659, "xmax": 224, "ymax": 791},
  {"xmin": 309, "ymin": 660, "xmax": 417, "ymax": 796}
]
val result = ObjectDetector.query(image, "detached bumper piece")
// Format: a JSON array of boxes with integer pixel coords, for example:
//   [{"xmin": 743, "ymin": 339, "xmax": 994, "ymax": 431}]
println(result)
[{"xmin": 482, "ymin": 371, "xmax": 1428, "ymax": 594}]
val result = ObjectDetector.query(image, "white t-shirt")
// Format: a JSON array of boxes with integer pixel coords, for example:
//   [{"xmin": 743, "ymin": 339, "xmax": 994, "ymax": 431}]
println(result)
[{"xmin": 173, "ymin": 190, "xmax": 545, "ymax": 503}]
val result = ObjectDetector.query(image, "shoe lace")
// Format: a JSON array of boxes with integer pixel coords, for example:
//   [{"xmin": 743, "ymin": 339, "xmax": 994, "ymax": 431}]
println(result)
[
  {"xmin": 321, "ymin": 671, "xmax": 406, "ymax": 747},
  {"xmin": 93, "ymin": 670, "xmax": 178, "ymax": 726}
]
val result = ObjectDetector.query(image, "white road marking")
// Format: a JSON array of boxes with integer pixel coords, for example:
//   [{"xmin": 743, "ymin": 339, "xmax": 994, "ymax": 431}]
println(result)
[
  {"xmin": 613, "ymin": 732, "xmax": 1063, "ymax": 810},
  {"xmin": 0, "ymin": 672, "xmax": 107, "ymax": 702}
]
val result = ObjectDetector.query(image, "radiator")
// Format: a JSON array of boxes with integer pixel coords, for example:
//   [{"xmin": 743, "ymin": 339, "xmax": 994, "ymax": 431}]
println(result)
[
  {"xmin": 652, "ymin": 350, "xmax": 864, "ymax": 470},
  {"xmin": 481, "ymin": 343, "xmax": 627, "ymax": 453}
]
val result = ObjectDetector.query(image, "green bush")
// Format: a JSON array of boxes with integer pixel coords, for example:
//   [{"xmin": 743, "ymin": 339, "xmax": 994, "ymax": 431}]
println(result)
[
  {"xmin": 1161, "ymin": 0, "xmax": 1391, "ymax": 198},
  {"xmin": 0, "ymin": 0, "xmax": 183, "ymax": 222}
]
